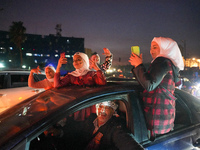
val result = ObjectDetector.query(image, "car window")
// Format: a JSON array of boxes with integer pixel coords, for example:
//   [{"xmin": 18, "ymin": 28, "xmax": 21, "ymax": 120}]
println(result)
[
  {"xmin": 174, "ymin": 97, "xmax": 191, "ymax": 129},
  {"xmin": 34, "ymin": 74, "xmax": 46, "ymax": 82},
  {"xmin": 0, "ymin": 72, "xmax": 46, "ymax": 89},
  {"xmin": 10, "ymin": 75, "xmax": 29, "ymax": 88},
  {"xmin": 0, "ymin": 75, "xmax": 5, "ymax": 89},
  {"xmin": 29, "ymin": 100, "xmax": 129, "ymax": 150}
]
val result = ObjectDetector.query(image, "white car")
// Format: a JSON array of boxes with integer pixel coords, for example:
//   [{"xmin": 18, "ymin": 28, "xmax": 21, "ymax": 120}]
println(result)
[{"xmin": 0, "ymin": 70, "xmax": 46, "ymax": 113}]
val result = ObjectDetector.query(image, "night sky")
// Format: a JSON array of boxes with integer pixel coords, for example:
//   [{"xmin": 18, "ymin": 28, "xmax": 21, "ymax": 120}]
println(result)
[{"xmin": 1, "ymin": 0, "xmax": 200, "ymax": 66}]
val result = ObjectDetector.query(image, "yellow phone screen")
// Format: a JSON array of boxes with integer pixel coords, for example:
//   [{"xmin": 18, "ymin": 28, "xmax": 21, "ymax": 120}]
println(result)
[{"xmin": 131, "ymin": 46, "xmax": 140, "ymax": 56}]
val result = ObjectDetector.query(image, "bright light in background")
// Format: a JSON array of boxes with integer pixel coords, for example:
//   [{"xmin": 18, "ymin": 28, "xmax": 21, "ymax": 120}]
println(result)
[
  {"xmin": 106, "ymin": 69, "xmax": 113, "ymax": 73},
  {"xmin": 26, "ymin": 53, "xmax": 33, "ymax": 56},
  {"xmin": 9, "ymin": 60, "xmax": 12, "ymax": 62},
  {"xmin": 22, "ymin": 65, "xmax": 26, "ymax": 68},
  {"xmin": 0, "ymin": 63, "xmax": 5, "ymax": 68},
  {"xmin": 66, "ymin": 55, "xmax": 70, "ymax": 58},
  {"xmin": 117, "ymin": 69, "xmax": 122, "ymax": 73},
  {"xmin": 106, "ymin": 68, "xmax": 117, "ymax": 74}
]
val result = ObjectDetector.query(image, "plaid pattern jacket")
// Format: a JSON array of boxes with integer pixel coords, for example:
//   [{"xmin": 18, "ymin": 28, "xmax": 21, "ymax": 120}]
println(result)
[{"xmin": 133, "ymin": 57, "xmax": 180, "ymax": 135}]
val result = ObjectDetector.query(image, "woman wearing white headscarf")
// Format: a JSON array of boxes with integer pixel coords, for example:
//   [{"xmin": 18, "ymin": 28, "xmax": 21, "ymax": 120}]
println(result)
[
  {"xmin": 129, "ymin": 37, "xmax": 184, "ymax": 140},
  {"xmin": 28, "ymin": 65, "xmax": 56, "ymax": 90},
  {"xmin": 54, "ymin": 52, "xmax": 106, "ymax": 88},
  {"xmin": 54, "ymin": 52, "xmax": 106, "ymax": 121}
]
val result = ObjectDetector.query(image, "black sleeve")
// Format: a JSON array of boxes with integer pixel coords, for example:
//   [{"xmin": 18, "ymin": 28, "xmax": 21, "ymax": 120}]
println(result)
[{"xmin": 133, "ymin": 57, "xmax": 172, "ymax": 92}]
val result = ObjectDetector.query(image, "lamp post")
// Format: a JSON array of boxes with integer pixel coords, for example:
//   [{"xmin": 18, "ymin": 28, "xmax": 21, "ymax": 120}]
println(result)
[{"xmin": 182, "ymin": 40, "xmax": 186, "ymax": 58}]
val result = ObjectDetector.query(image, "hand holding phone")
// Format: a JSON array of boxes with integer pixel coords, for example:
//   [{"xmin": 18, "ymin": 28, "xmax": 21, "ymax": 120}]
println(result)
[
  {"xmin": 60, "ymin": 52, "xmax": 65, "ymax": 58},
  {"xmin": 131, "ymin": 46, "xmax": 140, "ymax": 56}
]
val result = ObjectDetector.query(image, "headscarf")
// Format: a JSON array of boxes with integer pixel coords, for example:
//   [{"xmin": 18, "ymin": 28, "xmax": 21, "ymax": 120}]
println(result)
[
  {"xmin": 69, "ymin": 52, "xmax": 90, "ymax": 77},
  {"xmin": 152, "ymin": 37, "xmax": 184, "ymax": 70},
  {"xmin": 45, "ymin": 65, "xmax": 56, "ymax": 82}
]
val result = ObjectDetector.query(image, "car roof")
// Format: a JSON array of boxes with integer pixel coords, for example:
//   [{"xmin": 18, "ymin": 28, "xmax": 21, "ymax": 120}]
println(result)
[{"xmin": 0, "ymin": 70, "xmax": 45, "ymax": 75}]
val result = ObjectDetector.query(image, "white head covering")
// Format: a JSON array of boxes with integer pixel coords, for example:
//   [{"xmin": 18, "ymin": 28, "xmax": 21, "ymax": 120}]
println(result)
[
  {"xmin": 96, "ymin": 101, "xmax": 118, "ymax": 116},
  {"xmin": 69, "ymin": 52, "xmax": 90, "ymax": 77},
  {"xmin": 152, "ymin": 37, "xmax": 184, "ymax": 70},
  {"xmin": 45, "ymin": 65, "xmax": 56, "ymax": 73},
  {"xmin": 45, "ymin": 65, "xmax": 56, "ymax": 82}
]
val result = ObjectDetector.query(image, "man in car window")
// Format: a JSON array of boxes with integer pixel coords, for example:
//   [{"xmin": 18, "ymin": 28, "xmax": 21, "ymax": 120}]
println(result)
[
  {"xmin": 77, "ymin": 101, "xmax": 144, "ymax": 150},
  {"xmin": 41, "ymin": 101, "xmax": 144, "ymax": 150}
]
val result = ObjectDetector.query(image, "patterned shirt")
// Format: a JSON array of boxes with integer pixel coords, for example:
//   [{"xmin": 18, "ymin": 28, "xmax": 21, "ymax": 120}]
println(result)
[
  {"xmin": 98, "ymin": 55, "xmax": 113, "ymax": 72},
  {"xmin": 133, "ymin": 57, "xmax": 179, "ymax": 136}
]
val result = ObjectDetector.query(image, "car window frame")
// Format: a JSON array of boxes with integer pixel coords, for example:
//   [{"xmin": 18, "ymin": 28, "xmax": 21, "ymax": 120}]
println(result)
[{"xmin": 25, "ymin": 92, "xmax": 132, "ymax": 150}]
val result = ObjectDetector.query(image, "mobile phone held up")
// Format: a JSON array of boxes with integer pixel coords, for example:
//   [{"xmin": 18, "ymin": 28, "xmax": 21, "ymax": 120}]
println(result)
[
  {"xmin": 131, "ymin": 46, "xmax": 140, "ymax": 56},
  {"xmin": 60, "ymin": 52, "xmax": 65, "ymax": 58}
]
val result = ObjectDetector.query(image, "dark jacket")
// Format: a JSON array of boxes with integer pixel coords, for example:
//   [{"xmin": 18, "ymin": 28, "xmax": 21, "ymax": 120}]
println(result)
[
  {"xmin": 75, "ymin": 114, "xmax": 144, "ymax": 150},
  {"xmin": 132, "ymin": 57, "xmax": 180, "ymax": 136}
]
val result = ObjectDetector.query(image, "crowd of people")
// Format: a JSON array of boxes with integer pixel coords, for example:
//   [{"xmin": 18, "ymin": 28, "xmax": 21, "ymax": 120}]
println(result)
[{"xmin": 28, "ymin": 37, "xmax": 184, "ymax": 149}]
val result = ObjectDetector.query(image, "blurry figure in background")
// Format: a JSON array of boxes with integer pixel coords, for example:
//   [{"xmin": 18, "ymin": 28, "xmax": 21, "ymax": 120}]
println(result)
[
  {"xmin": 28, "ymin": 65, "xmax": 56, "ymax": 90},
  {"xmin": 54, "ymin": 52, "xmax": 106, "ymax": 121},
  {"xmin": 129, "ymin": 37, "xmax": 184, "ymax": 140},
  {"xmin": 89, "ymin": 48, "xmax": 112, "ymax": 73}
]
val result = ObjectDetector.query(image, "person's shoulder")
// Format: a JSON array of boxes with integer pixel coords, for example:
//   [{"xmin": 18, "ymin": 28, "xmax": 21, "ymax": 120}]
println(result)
[
  {"xmin": 110, "ymin": 116, "xmax": 126, "ymax": 128},
  {"xmin": 155, "ymin": 57, "xmax": 170, "ymax": 62},
  {"xmin": 154, "ymin": 57, "xmax": 172, "ymax": 66}
]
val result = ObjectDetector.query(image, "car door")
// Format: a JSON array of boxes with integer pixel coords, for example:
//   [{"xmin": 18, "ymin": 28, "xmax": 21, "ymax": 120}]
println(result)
[
  {"xmin": 130, "ymin": 89, "xmax": 200, "ymax": 150},
  {"xmin": 25, "ymin": 92, "xmax": 140, "ymax": 150}
]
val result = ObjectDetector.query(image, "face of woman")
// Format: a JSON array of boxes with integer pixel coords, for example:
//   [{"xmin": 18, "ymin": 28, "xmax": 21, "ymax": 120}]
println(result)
[
  {"xmin": 150, "ymin": 41, "xmax": 160, "ymax": 60},
  {"xmin": 45, "ymin": 68, "xmax": 55, "ymax": 79},
  {"xmin": 73, "ymin": 55, "xmax": 84, "ymax": 69}
]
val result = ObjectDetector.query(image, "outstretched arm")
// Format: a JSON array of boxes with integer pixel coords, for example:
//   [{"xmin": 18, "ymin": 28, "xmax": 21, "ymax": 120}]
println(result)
[
  {"xmin": 54, "ymin": 56, "xmax": 68, "ymax": 87},
  {"xmin": 100, "ymin": 48, "xmax": 113, "ymax": 71}
]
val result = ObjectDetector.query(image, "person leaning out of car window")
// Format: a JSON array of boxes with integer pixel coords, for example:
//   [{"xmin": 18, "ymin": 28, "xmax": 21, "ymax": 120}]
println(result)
[
  {"xmin": 129, "ymin": 37, "xmax": 184, "ymax": 140},
  {"xmin": 28, "ymin": 65, "xmax": 56, "ymax": 90},
  {"xmin": 54, "ymin": 52, "xmax": 106, "ymax": 121},
  {"xmin": 45, "ymin": 101, "xmax": 144, "ymax": 150},
  {"xmin": 89, "ymin": 48, "xmax": 113, "ymax": 73}
]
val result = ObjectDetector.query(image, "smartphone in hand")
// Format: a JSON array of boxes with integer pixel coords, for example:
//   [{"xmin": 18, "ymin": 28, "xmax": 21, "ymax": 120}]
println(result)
[
  {"xmin": 60, "ymin": 52, "xmax": 65, "ymax": 58},
  {"xmin": 131, "ymin": 46, "xmax": 140, "ymax": 56}
]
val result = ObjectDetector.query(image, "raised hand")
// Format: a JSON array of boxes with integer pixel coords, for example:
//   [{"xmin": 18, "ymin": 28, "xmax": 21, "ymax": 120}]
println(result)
[
  {"xmin": 31, "ymin": 66, "xmax": 41, "ymax": 74},
  {"xmin": 102, "ymin": 48, "xmax": 111, "ymax": 56},
  {"xmin": 129, "ymin": 53, "xmax": 143, "ymax": 67}
]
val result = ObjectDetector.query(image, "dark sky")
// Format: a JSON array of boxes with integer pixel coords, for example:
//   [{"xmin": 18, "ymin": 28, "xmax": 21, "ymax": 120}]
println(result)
[{"xmin": 1, "ymin": 0, "xmax": 200, "ymax": 66}]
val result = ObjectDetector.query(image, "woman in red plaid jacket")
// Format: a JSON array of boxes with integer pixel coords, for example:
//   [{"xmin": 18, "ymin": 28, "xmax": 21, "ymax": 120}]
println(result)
[{"xmin": 129, "ymin": 37, "xmax": 184, "ymax": 140}]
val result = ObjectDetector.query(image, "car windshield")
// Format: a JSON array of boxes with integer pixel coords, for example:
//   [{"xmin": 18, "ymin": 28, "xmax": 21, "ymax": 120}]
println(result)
[{"xmin": 0, "ymin": 89, "xmax": 76, "ymax": 146}]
